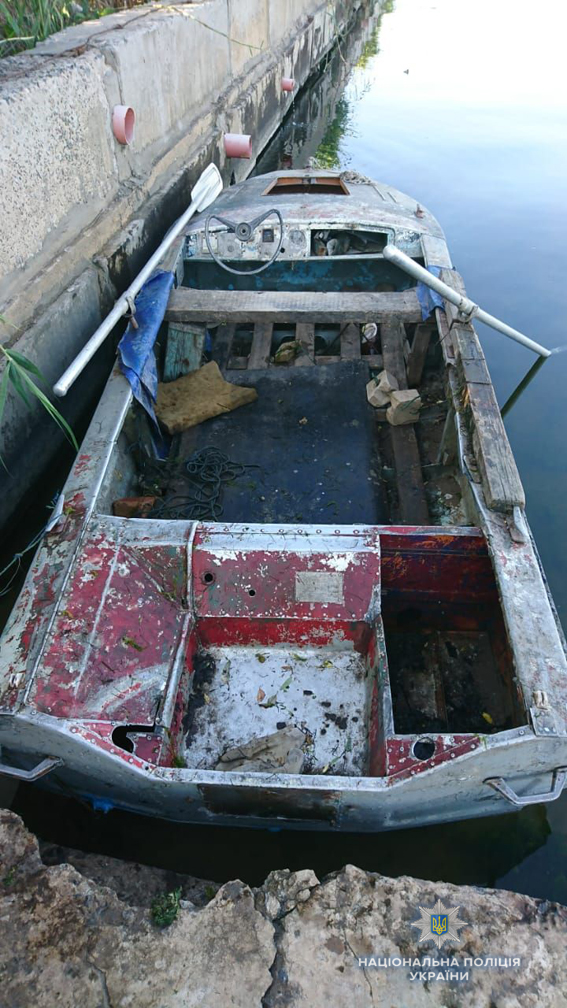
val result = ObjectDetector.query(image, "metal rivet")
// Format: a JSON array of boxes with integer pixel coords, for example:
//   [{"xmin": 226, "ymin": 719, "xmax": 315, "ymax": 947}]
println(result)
[{"xmin": 519, "ymin": 729, "xmax": 525, "ymax": 735}]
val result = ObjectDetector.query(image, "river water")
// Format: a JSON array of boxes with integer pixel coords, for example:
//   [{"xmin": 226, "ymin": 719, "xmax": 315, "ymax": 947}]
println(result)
[{"xmin": 6, "ymin": 0, "xmax": 567, "ymax": 901}]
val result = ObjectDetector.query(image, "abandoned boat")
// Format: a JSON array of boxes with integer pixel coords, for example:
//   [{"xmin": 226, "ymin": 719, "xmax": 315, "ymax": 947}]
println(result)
[{"xmin": 1, "ymin": 167, "xmax": 566, "ymax": 831}]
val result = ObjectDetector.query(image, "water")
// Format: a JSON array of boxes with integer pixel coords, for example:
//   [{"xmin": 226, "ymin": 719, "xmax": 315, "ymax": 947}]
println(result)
[{"xmin": 4, "ymin": 0, "xmax": 567, "ymax": 902}]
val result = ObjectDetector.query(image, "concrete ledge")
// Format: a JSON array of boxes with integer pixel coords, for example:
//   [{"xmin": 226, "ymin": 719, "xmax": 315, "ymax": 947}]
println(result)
[{"xmin": 1, "ymin": 809, "xmax": 566, "ymax": 1007}]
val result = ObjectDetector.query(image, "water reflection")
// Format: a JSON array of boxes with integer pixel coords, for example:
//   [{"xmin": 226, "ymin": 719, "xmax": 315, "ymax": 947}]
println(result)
[{"xmin": 13, "ymin": 783, "xmax": 550, "ymax": 891}]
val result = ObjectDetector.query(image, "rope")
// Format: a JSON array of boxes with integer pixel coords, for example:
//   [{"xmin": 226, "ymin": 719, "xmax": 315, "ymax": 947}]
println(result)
[
  {"xmin": 149, "ymin": 446, "xmax": 256, "ymax": 521},
  {"xmin": 0, "ymin": 494, "xmax": 62, "ymax": 598}
]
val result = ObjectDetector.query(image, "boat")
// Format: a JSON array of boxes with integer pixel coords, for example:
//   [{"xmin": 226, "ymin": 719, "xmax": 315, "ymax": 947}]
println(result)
[{"xmin": 1, "ymin": 167, "xmax": 566, "ymax": 831}]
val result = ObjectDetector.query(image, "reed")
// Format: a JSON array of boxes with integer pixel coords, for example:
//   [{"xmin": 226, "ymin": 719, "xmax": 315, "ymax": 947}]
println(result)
[{"xmin": 0, "ymin": 1, "xmax": 135, "ymax": 56}]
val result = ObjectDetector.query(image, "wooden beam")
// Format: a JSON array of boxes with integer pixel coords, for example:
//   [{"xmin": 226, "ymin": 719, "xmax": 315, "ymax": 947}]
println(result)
[
  {"xmin": 166, "ymin": 288, "xmax": 423, "ymax": 324},
  {"xmin": 210, "ymin": 323, "xmax": 235, "ymax": 371},
  {"xmin": 248, "ymin": 322, "xmax": 273, "ymax": 369},
  {"xmin": 340, "ymin": 323, "xmax": 361, "ymax": 360},
  {"xmin": 380, "ymin": 319, "xmax": 408, "ymax": 387},
  {"xmin": 439, "ymin": 269, "xmax": 525, "ymax": 511},
  {"xmin": 407, "ymin": 323, "xmax": 433, "ymax": 387},
  {"xmin": 380, "ymin": 319, "xmax": 429, "ymax": 525},
  {"xmin": 294, "ymin": 322, "xmax": 315, "ymax": 366}
]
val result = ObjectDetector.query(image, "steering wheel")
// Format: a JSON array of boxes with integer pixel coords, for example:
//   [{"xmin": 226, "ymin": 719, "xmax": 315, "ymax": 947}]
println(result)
[{"xmin": 204, "ymin": 208, "xmax": 284, "ymax": 275}]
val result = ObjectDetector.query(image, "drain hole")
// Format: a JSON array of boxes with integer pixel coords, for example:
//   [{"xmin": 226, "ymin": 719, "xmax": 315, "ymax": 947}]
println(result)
[
  {"xmin": 203, "ymin": 572, "xmax": 215, "ymax": 584},
  {"xmin": 112, "ymin": 725, "xmax": 153, "ymax": 753},
  {"xmin": 248, "ymin": 588, "xmax": 256, "ymax": 596},
  {"xmin": 412, "ymin": 738, "xmax": 436, "ymax": 761}
]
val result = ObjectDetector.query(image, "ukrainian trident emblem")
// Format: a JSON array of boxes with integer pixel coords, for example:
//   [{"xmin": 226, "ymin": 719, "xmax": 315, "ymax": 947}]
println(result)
[
  {"xmin": 410, "ymin": 899, "xmax": 468, "ymax": 949},
  {"xmin": 431, "ymin": 914, "xmax": 448, "ymax": 936}
]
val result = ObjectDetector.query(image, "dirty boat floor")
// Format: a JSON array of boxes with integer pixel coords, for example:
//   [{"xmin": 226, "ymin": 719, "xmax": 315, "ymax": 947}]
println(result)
[
  {"xmin": 183, "ymin": 646, "xmax": 370, "ymax": 775},
  {"xmin": 174, "ymin": 361, "xmax": 385, "ymax": 525}
]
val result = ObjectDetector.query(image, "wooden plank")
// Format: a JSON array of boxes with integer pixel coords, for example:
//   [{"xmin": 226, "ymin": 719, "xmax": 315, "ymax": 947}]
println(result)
[
  {"xmin": 166, "ymin": 288, "xmax": 423, "ymax": 324},
  {"xmin": 465, "ymin": 383, "xmax": 525, "ymax": 510},
  {"xmin": 294, "ymin": 322, "xmax": 315, "ymax": 366},
  {"xmin": 439, "ymin": 268, "xmax": 525, "ymax": 510},
  {"xmin": 380, "ymin": 319, "xmax": 429, "ymax": 525},
  {"xmin": 391, "ymin": 428, "xmax": 430, "ymax": 525},
  {"xmin": 380, "ymin": 319, "xmax": 408, "ymax": 388},
  {"xmin": 248, "ymin": 322, "xmax": 273, "ymax": 369},
  {"xmin": 340, "ymin": 323, "xmax": 361, "ymax": 360},
  {"xmin": 211, "ymin": 323, "xmax": 235, "ymax": 371},
  {"xmin": 407, "ymin": 323, "xmax": 433, "ymax": 387},
  {"xmin": 315, "ymin": 355, "xmax": 340, "ymax": 365},
  {"xmin": 164, "ymin": 322, "xmax": 206, "ymax": 381}
]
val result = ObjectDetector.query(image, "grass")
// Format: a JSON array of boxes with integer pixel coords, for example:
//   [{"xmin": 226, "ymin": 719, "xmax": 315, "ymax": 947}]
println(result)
[
  {"xmin": 0, "ymin": 1, "xmax": 144, "ymax": 56},
  {"xmin": 150, "ymin": 888, "xmax": 182, "ymax": 928}
]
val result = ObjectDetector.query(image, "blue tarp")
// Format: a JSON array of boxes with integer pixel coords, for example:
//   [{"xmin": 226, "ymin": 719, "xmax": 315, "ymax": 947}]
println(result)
[
  {"xmin": 416, "ymin": 265, "xmax": 445, "ymax": 320},
  {"xmin": 118, "ymin": 270, "xmax": 175, "ymax": 424}
]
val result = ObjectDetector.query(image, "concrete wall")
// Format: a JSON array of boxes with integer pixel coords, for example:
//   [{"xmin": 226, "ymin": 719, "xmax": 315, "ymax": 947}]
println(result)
[{"xmin": 0, "ymin": 0, "xmax": 372, "ymax": 529}]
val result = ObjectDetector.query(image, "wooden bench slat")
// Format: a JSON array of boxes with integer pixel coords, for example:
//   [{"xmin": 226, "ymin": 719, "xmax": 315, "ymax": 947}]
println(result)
[
  {"xmin": 407, "ymin": 323, "xmax": 433, "ymax": 387},
  {"xmin": 380, "ymin": 319, "xmax": 429, "ymax": 525},
  {"xmin": 248, "ymin": 322, "xmax": 273, "ymax": 369},
  {"xmin": 166, "ymin": 288, "xmax": 422, "ymax": 324},
  {"xmin": 294, "ymin": 322, "xmax": 315, "ymax": 366},
  {"xmin": 340, "ymin": 323, "xmax": 361, "ymax": 360}
]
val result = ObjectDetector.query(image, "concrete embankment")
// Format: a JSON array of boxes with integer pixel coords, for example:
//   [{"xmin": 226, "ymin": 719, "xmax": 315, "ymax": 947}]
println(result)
[
  {"xmin": 0, "ymin": 0, "xmax": 375, "ymax": 529},
  {"xmin": 1, "ymin": 809, "xmax": 565, "ymax": 1007}
]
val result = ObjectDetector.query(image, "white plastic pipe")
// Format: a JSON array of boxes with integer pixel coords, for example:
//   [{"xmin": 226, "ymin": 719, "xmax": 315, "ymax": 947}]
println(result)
[
  {"xmin": 53, "ymin": 164, "xmax": 224, "ymax": 397},
  {"xmin": 383, "ymin": 244, "xmax": 550, "ymax": 358}
]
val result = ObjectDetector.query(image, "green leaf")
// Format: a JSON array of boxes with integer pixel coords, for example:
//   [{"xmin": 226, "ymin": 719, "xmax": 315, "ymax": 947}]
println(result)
[
  {"xmin": 15, "ymin": 367, "xmax": 79, "ymax": 450},
  {"xmin": 8, "ymin": 365, "xmax": 32, "ymax": 406},
  {"xmin": 5, "ymin": 349, "xmax": 42, "ymax": 378}
]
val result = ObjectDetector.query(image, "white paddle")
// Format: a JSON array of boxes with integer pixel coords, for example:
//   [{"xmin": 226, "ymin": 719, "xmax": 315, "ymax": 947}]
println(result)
[{"xmin": 53, "ymin": 163, "xmax": 223, "ymax": 397}]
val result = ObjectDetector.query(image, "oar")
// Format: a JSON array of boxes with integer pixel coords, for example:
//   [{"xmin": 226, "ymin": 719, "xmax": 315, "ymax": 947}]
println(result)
[
  {"xmin": 53, "ymin": 163, "xmax": 223, "ymax": 397},
  {"xmin": 383, "ymin": 244, "xmax": 550, "ymax": 358}
]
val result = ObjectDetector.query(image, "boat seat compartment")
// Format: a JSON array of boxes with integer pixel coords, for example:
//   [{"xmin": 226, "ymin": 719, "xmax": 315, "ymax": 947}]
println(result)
[
  {"xmin": 182, "ymin": 522, "xmax": 385, "ymax": 775},
  {"xmin": 379, "ymin": 527, "xmax": 525, "ymax": 733}
]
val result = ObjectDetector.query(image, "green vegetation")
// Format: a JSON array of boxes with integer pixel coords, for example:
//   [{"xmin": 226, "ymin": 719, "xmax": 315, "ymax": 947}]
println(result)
[
  {"xmin": 0, "ymin": 1, "xmax": 143, "ymax": 57},
  {"xmin": 150, "ymin": 888, "xmax": 182, "ymax": 928},
  {"xmin": 0, "ymin": 344, "xmax": 78, "ymax": 465}
]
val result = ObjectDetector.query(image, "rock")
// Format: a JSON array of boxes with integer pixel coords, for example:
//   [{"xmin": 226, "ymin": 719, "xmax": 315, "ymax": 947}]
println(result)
[
  {"xmin": 112, "ymin": 496, "xmax": 157, "ymax": 518},
  {"xmin": 2, "ymin": 810, "xmax": 567, "ymax": 1007},
  {"xmin": 386, "ymin": 387, "xmax": 421, "ymax": 425},
  {"xmin": 274, "ymin": 341, "xmax": 301, "ymax": 364},
  {"xmin": 216, "ymin": 726, "xmax": 306, "ymax": 773},
  {"xmin": 366, "ymin": 368, "xmax": 399, "ymax": 408},
  {"xmin": 0, "ymin": 810, "xmax": 273, "ymax": 1008}
]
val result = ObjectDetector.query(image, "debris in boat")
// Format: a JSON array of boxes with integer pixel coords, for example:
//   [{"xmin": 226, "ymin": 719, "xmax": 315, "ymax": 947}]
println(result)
[
  {"xmin": 387, "ymin": 389, "xmax": 422, "ymax": 425},
  {"xmin": 112, "ymin": 496, "xmax": 158, "ymax": 518},
  {"xmin": 273, "ymin": 341, "xmax": 300, "ymax": 364},
  {"xmin": 361, "ymin": 322, "xmax": 378, "ymax": 352},
  {"xmin": 366, "ymin": 369, "xmax": 399, "ymax": 408},
  {"xmin": 156, "ymin": 361, "xmax": 257, "ymax": 434},
  {"xmin": 215, "ymin": 727, "xmax": 306, "ymax": 773}
]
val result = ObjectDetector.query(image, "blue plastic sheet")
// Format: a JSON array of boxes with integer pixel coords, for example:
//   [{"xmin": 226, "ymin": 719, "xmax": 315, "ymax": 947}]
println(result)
[
  {"xmin": 118, "ymin": 270, "xmax": 175, "ymax": 424},
  {"xmin": 416, "ymin": 265, "xmax": 444, "ymax": 320}
]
